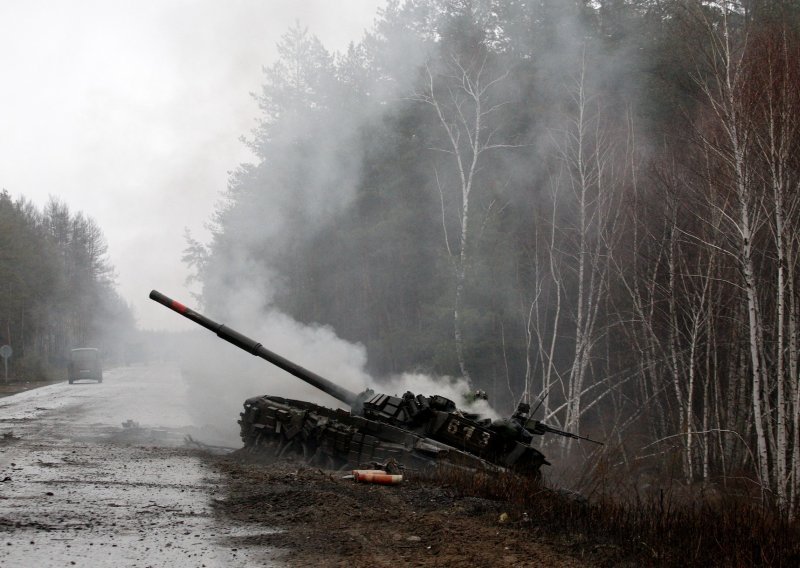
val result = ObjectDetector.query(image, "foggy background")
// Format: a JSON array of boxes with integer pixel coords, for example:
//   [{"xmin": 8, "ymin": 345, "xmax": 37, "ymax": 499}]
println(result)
[{"xmin": 0, "ymin": 0, "xmax": 386, "ymax": 331}]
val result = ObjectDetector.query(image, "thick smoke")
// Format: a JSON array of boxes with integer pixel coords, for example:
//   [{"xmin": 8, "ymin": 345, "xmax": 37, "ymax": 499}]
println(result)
[
  {"xmin": 177, "ymin": 12, "xmax": 468, "ymax": 442},
  {"xmin": 381, "ymin": 372, "xmax": 500, "ymax": 421}
]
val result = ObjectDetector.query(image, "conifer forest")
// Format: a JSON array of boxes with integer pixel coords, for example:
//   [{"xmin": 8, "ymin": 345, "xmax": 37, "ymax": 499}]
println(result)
[{"xmin": 0, "ymin": 192, "xmax": 134, "ymax": 377}]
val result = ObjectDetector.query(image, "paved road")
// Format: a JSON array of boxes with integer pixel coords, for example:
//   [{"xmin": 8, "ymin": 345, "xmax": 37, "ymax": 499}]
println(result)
[{"xmin": 0, "ymin": 364, "xmax": 279, "ymax": 567}]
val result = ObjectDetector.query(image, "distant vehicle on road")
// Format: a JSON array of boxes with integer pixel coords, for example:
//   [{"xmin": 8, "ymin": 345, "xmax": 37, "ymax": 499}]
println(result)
[{"xmin": 68, "ymin": 348, "xmax": 103, "ymax": 384}]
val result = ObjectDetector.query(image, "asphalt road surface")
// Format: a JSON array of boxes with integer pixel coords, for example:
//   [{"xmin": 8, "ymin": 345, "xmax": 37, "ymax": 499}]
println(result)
[{"xmin": 0, "ymin": 363, "xmax": 279, "ymax": 568}]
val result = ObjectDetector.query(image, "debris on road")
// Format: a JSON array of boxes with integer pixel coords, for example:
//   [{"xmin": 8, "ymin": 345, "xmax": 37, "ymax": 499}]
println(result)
[
  {"xmin": 0, "ymin": 364, "xmax": 275, "ymax": 567},
  {"xmin": 354, "ymin": 469, "xmax": 403, "ymax": 485},
  {"xmin": 183, "ymin": 435, "xmax": 236, "ymax": 454},
  {"xmin": 342, "ymin": 469, "xmax": 404, "ymax": 485}
]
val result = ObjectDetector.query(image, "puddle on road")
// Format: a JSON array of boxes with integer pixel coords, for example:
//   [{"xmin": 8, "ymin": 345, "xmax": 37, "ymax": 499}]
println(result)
[
  {"xmin": 0, "ymin": 365, "xmax": 284, "ymax": 566},
  {"xmin": 1, "ymin": 530, "xmax": 279, "ymax": 568},
  {"xmin": 2, "ymin": 424, "xmax": 278, "ymax": 560},
  {"xmin": 0, "ymin": 445, "xmax": 282, "ymax": 567}
]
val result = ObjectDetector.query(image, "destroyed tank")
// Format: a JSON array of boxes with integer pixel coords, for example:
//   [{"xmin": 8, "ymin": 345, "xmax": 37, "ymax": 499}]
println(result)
[{"xmin": 150, "ymin": 290, "xmax": 600, "ymax": 476}]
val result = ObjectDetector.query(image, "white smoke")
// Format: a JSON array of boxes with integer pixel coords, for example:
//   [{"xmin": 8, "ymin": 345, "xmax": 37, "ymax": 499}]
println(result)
[{"xmin": 379, "ymin": 371, "xmax": 500, "ymax": 420}]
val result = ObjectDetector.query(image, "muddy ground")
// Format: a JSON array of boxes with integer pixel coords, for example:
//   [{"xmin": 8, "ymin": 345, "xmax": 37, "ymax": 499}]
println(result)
[
  {"xmin": 0, "ymin": 364, "xmax": 600, "ymax": 567},
  {"xmin": 211, "ymin": 451, "xmax": 598, "ymax": 567}
]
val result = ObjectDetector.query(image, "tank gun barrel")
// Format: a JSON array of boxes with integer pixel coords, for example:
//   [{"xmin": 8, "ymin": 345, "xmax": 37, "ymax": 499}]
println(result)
[{"xmin": 149, "ymin": 290, "xmax": 360, "ymax": 407}]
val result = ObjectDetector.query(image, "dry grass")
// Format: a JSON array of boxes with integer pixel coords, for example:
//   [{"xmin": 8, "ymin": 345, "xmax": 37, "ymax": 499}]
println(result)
[{"xmin": 426, "ymin": 462, "xmax": 800, "ymax": 567}]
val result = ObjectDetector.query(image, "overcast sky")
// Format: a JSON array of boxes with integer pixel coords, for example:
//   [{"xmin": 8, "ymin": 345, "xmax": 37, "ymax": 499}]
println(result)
[{"xmin": 0, "ymin": 0, "xmax": 386, "ymax": 330}]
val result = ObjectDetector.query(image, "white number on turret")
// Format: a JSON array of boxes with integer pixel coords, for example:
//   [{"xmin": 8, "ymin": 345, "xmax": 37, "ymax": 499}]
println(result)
[{"xmin": 445, "ymin": 418, "xmax": 492, "ymax": 448}]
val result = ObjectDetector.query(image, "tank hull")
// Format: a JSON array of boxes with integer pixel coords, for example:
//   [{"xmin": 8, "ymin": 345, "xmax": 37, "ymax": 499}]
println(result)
[{"xmin": 239, "ymin": 395, "xmax": 548, "ymax": 475}]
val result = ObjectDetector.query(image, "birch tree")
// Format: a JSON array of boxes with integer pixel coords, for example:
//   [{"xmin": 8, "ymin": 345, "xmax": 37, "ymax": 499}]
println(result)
[
  {"xmin": 688, "ymin": 6, "xmax": 800, "ymax": 507},
  {"xmin": 554, "ymin": 57, "xmax": 621, "ymax": 436},
  {"xmin": 748, "ymin": 26, "xmax": 800, "ymax": 512},
  {"xmin": 413, "ymin": 50, "xmax": 518, "ymax": 382}
]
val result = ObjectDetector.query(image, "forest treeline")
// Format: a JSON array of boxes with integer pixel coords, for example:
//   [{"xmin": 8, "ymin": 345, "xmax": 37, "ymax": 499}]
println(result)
[
  {"xmin": 0, "ymin": 191, "xmax": 134, "ymax": 378},
  {"xmin": 186, "ymin": 1, "xmax": 800, "ymax": 511}
]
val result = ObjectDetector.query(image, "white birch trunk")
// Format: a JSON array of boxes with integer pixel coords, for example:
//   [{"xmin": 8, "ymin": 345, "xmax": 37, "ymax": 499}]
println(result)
[
  {"xmin": 417, "ymin": 58, "xmax": 516, "ymax": 384},
  {"xmin": 789, "ymin": 236, "xmax": 799, "ymax": 513}
]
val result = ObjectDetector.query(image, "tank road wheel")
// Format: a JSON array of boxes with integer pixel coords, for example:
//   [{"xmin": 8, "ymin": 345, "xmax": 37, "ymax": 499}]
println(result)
[{"xmin": 276, "ymin": 436, "xmax": 299, "ymax": 458}]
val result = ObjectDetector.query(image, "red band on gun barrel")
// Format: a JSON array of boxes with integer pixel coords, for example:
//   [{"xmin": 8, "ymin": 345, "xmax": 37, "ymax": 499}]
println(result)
[{"xmin": 170, "ymin": 300, "xmax": 187, "ymax": 313}]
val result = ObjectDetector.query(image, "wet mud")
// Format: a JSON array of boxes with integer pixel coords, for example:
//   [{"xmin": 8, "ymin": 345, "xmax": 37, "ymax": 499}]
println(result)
[{"xmin": 210, "ymin": 452, "xmax": 589, "ymax": 567}]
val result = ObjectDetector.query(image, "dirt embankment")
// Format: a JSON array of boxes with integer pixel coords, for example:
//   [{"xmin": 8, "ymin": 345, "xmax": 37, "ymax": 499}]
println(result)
[{"xmin": 211, "ymin": 453, "xmax": 596, "ymax": 568}]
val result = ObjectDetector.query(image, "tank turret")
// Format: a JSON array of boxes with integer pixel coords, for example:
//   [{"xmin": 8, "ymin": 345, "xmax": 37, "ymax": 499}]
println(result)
[{"xmin": 150, "ymin": 290, "xmax": 601, "ymax": 475}]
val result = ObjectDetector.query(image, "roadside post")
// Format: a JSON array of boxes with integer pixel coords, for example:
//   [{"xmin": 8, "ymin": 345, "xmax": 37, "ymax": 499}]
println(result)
[{"xmin": 0, "ymin": 344, "xmax": 11, "ymax": 382}]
